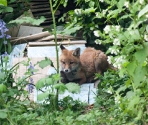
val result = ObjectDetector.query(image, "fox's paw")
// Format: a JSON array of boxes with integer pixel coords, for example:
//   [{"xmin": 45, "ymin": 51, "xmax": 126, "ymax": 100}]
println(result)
[{"xmin": 60, "ymin": 71, "xmax": 68, "ymax": 84}]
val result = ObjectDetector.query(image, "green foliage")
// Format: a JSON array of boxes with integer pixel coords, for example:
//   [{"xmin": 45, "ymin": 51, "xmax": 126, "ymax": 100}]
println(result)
[
  {"xmin": 62, "ymin": 0, "xmax": 148, "ymax": 123},
  {"xmin": 0, "ymin": 5, "xmax": 13, "ymax": 13},
  {"xmin": 65, "ymin": 82, "xmax": 80, "ymax": 93},
  {"xmin": 0, "ymin": 0, "xmax": 7, "ymax": 6},
  {"xmin": 37, "ymin": 57, "xmax": 54, "ymax": 69},
  {"xmin": 2, "ymin": 0, "xmax": 148, "ymax": 124},
  {"xmin": 9, "ymin": 16, "xmax": 46, "ymax": 26}
]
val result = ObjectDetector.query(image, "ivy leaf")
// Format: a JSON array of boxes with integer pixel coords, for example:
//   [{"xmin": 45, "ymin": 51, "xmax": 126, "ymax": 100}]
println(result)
[
  {"xmin": 138, "ymin": 4, "xmax": 148, "ymax": 18},
  {"xmin": 0, "ymin": 110, "xmax": 7, "ymax": 119},
  {"xmin": 65, "ymin": 83, "xmax": 80, "ymax": 94},
  {"xmin": 37, "ymin": 57, "xmax": 53, "ymax": 69},
  {"xmin": 9, "ymin": 16, "xmax": 46, "ymax": 26}
]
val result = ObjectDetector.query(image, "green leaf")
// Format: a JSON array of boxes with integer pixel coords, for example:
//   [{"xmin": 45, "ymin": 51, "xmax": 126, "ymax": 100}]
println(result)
[
  {"xmin": 129, "ymin": 29, "xmax": 141, "ymax": 40},
  {"xmin": 134, "ymin": 47, "xmax": 147, "ymax": 65},
  {"xmin": 0, "ymin": 0, "xmax": 7, "ymax": 6},
  {"xmin": 0, "ymin": 72, "xmax": 5, "ymax": 80},
  {"xmin": 146, "ymin": 25, "xmax": 148, "ymax": 33},
  {"xmin": 53, "ymin": 83, "xmax": 67, "ymax": 93},
  {"xmin": 9, "ymin": 16, "xmax": 46, "ymax": 26},
  {"xmin": 21, "ymin": 60, "xmax": 30, "ymax": 66},
  {"xmin": 126, "ymin": 60, "xmax": 137, "ymax": 76},
  {"xmin": 117, "ymin": 85, "xmax": 127, "ymax": 93},
  {"xmin": 65, "ymin": 83, "xmax": 80, "ymax": 93},
  {"xmin": 127, "ymin": 96, "xmax": 140, "ymax": 110},
  {"xmin": 0, "ymin": 84, "xmax": 7, "ymax": 94},
  {"xmin": 7, "ymin": 41, "xmax": 12, "ymax": 54},
  {"xmin": 138, "ymin": 4, "xmax": 148, "ymax": 18},
  {"xmin": 61, "ymin": 25, "xmax": 82, "ymax": 35},
  {"xmin": 84, "ymin": 8, "xmax": 96, "ymax": 14},
  {"xmin": 0, "ymin": 6, "xmax": 13, "ymax": 13},
  {"xmin": 134, "ymin": 110, "xmax": 143, "ymax": 121},
  {"xmin": 52, "ymin": 74, "xmax": 61, "ymax": 82},
  {"xmin": 125, "ymin": 79, "xmax": 132, "ymax": 87},
  {"xmin": 133, "ymin": 67, "xmax": 147, "ymax": 88},
  {"xmin": 36, "ymin": 78, "xmax": 45, "ymax": 90},
  {"xmin": 117, "ymin": 0, "xmax": 125, "ymax": 10},
  {"xmin": 45, "ymin": 78, "xmax": 53, "ymax": 85},
  {"xmin": 37, "ymin": 92, "xmax": 49, "ymax": 101},
  {"xmin": 37, "ymin": 57, "xmax": 53, "ymax": 69},
  {"xmin": 0, "ymin": 110, "xmax": 7, "ymax": 119},
  {"xmin": 89, "ymin": 1, "xmax": 95, "ymax": 7}
]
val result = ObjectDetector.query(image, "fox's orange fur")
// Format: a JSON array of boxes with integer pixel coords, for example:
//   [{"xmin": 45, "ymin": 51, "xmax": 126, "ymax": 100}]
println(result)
[{"xmin": 60, "ymin": 45, "xmax": 110, "ymax": 85}]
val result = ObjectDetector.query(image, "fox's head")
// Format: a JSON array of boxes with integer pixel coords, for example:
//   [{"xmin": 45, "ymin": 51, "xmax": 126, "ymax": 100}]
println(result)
[{"xmin": 60, "ymin": 45, "xmax": 81, "ymax": 73}]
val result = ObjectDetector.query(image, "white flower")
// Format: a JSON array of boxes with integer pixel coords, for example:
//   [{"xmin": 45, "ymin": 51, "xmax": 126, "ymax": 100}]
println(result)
[
  {"xmin": 104, "ymin": 25, "xmax": 111, "ymax": 34},
  {"xmin": 124, "ymin": 1, "xmax": 129, "ymax": 8},
  {"xmin": 113, "ymin": 56, "xmax": 126, "ymax": 69},
  {"xmin": 74, "ymin": 9, "xmax": 82, "ymax": 15},
  {"xmin": 107, "ymin": 87, "xmax": 113, "ymax": 94},
  {"xmin": 109, "ymin": 48, "xmax": 119, "ymax": 55},
  {"xmin": 99, "ymin": 0, "xmax": 104, "ymax": 2},
  {"xmin": 113, "ymin": 62, "xmax": 121, "ymax": 69},
  {"xmin": 139, "ymin": 0, "xmax": 144, "ymax": 4},
  {"xmin": 146, "ymin": 14, "xmax": 148, "ymax": 18},
  {"xmin": 107, "ymin": 56, "xmax": 113, "ymax": 64},
  {"xmin": 144, "ymin": 34, "xmax": 148, "ymax": 41},
  {"xmin": 115, "ymin": 96, "xmax": 120, "ymax": 104},
  {"xmin": 115, "ymin": 25, "xmax": 120, "ymax": 32},
  {"xmin": 93, "ymin": 31, "xmax": 100, "ymax": 37},
  {"xmin": 102, "ymin": 10, "xmax": 107, "ymax": 16},
  {"xmin": 113, "ymin": 38, "xmax": 120, "ymax": 46},
  {"xmin": 107, "ymin": 90, "xmax": 112, "ymax": 94},
  {"xmin": 95, "ymin": 39, "xmax": 102, "ymax": 44}
]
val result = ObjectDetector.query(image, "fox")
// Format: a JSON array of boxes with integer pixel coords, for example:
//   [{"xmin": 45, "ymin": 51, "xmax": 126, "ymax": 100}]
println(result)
[{"xmin": 59, "ymin": 45, "xmax": 111, "ymax": 85}]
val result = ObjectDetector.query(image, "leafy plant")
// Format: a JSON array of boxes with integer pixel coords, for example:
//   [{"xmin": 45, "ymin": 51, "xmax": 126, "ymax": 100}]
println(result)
[{"xmin": 93, "ymin": 0, "xmax": 148, "ymax": 124}]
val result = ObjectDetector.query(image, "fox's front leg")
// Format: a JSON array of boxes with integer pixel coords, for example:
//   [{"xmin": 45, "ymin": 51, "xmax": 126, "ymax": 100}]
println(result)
[
  {"xmin": 60, "ymin": 71, "xmax": 69, "ymax": 84},
  {"xmin": 78, "ymin": 74, "xmax": 86, "ymax": 85}
]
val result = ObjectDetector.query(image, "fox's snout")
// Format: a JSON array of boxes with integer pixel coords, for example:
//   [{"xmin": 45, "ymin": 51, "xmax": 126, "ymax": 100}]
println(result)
[
  {"xmin": 60, "ymin": 62, "xmax": 73, "ymax": 73},
  {"xmin": 63, "ymin": 69, "xmax": 71, "ymax": 73}
]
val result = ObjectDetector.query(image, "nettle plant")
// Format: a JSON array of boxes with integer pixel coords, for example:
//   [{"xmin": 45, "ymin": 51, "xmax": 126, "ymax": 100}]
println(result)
[{"xmin": 93, "ymin": 0, "xmax": 148, "ymax": 123}]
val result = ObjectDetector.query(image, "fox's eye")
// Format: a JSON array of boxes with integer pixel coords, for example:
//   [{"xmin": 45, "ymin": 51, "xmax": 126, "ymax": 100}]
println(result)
[
  {"xmin": 62, "ymin": 61, "xmax": 65, "ymax": 64},
  {"xmin": 70, "ymin": 62, "xmax": 74, "ymax": 64}
]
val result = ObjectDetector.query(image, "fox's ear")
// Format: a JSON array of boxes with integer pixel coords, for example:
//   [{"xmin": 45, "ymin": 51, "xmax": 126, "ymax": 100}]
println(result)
[
  {"xmin": 60, "ymin": 44, "xmax": 66, "ymax": 50},
  {"xmin": 73, "ymin": 48, "xmax": 80, "ymax": 57}
]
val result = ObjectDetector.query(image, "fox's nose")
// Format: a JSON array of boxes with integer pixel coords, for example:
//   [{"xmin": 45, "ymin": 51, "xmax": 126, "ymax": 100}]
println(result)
[{"xmin": 64, "ymin": 69, "xmax": 69, "ymax": 72}]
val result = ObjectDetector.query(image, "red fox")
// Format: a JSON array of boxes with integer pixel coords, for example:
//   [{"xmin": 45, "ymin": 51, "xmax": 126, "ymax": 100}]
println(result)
[{"xmin": 60, "ymin": 45, "xmax": 110, "ymax": 85}]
